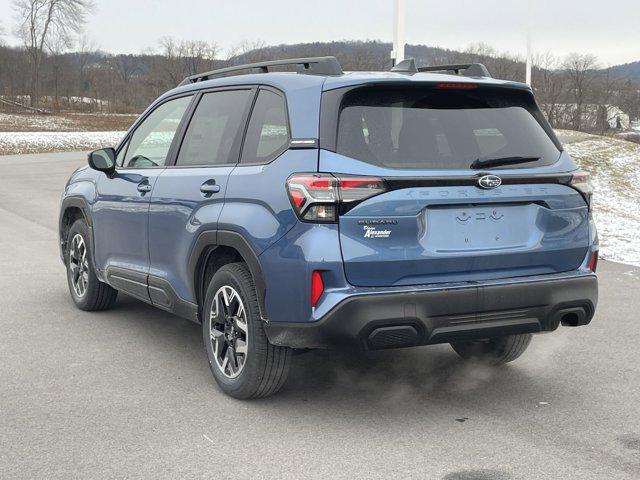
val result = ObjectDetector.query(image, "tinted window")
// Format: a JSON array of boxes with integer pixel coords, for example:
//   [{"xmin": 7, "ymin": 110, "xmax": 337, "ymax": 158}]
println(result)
[
  {"xmin": 124, "ymin": 96, "xmax": 192, "ymax": 168},
  {"xmin": 177, "ymin": 90, "xmax": 252, "ymax": 166},
  {"xmin": 240, "ymin": 90, "xmax": 289, "ymax": 164},
  {"xmin": 335, "ymin": 86, "xmax": 561, "ymax": 170}
]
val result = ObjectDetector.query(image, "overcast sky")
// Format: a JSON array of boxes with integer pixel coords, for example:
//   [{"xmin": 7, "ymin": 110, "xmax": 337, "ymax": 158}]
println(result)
[{"xmin": 1, "ymin": 0, "xmax": 639, "ymax": 65}]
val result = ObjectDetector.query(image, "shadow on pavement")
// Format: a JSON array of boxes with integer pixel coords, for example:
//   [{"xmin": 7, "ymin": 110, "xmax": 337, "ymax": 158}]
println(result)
[{"xmin": 102, "ymin": 293, "xmax": 574, "ymax": 419}]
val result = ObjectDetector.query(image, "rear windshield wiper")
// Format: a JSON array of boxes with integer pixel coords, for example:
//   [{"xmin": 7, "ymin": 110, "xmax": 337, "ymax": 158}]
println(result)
[{"xmin": 470, "ymin": 156, "xmax": 540, "ymax": 170}]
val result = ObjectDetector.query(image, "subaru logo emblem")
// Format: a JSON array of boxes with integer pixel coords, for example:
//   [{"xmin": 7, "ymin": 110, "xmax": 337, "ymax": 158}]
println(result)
[{"xmin": 478, "ymin": 175, "xmax": 502, "ymax": 190}]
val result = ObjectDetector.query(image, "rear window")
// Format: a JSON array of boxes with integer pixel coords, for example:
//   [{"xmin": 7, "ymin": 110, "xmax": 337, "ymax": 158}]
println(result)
[{"xmin": 334, "ymin": 85, "xmax": 561, "ymax": 170}]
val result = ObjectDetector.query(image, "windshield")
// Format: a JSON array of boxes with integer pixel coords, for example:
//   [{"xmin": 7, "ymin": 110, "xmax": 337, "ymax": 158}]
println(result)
[{"xmin": 334, "ymin": 85, "xmax": 561, "ymax": 170}]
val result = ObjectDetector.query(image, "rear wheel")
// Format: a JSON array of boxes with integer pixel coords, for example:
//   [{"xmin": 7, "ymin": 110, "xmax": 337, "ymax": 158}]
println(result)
[
  {"xmin": 203, "ymin": 263, "xmax": 291, "ymax": 399},
  {"xmin": 450, "ymin": 334, "xmax": 533, "ymax": 365},
  {"xmin": 65, "ymin": 219, "xmax": 118, "ymax": 311}
]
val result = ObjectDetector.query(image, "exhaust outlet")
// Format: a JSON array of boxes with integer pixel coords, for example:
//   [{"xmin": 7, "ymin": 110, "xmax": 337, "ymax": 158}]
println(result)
[{"xmin": 559, "ymin": 307, "xmax": 587, "ymax": 327}]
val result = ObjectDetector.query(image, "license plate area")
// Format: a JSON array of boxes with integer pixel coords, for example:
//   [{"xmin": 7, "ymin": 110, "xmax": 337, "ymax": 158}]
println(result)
[{"xmin": 423, "ymin": 204, "xmax": 541, "ymax": 254}]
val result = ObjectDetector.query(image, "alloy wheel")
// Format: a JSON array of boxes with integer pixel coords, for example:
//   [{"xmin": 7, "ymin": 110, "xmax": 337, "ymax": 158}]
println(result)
[
  {"xmin": 209, "ymin": 285, "xmax": 249, "ymax": 378},
  {"xmin": 69, "ymin": 233, "xmax": 89, "ymax": 298}
]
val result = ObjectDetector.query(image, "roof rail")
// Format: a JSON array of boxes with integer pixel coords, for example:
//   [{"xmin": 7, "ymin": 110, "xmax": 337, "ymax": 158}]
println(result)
[
  {"xmin": 390, "ymin": 58, "xmax": 491, "ymax": 78},
  {"xmin": 178, "ymin": 56, "xmax": 343, "ymax": 86}
]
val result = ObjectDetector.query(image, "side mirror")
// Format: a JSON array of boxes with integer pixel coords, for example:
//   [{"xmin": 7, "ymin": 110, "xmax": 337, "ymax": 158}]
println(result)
[{"xmin": 88, "ymin": 148, "xmax": 116, "ymax": 175}]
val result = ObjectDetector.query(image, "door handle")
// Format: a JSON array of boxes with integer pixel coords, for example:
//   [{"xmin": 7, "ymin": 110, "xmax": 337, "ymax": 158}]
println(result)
[
  {"xmin": 137, "ymin": 181, "xmax": 152, "ymax": 193},
  {"xmin": 200, "ymin": 180, "xmax": 221, "ymax": 195}
]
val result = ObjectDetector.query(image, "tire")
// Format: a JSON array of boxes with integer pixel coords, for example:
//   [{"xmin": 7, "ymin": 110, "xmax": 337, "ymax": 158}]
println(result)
[
  {"xmin": 202, "ymin": 262, "xmax": 291, "ymax": 399},
  {"xmin": 65, "ymin": 219, "xmax": 118, "ymax": 311},
  {"xmin": 450, "ymin": 334, "xmax": 533, "ymax": 365}
]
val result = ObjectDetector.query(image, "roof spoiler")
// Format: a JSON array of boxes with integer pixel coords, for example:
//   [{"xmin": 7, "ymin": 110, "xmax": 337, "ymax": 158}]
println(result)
[
  {"xmin": 178, "ymin": 56, "xmax": 343, "ymax": 86},
  {"xmin": 391, "ymin": 58, "xmax": 492, "ymax": 78}
]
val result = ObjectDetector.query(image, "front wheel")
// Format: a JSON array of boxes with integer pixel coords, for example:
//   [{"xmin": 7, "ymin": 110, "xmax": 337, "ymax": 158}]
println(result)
[
  {"xmin": 450, "ymin": 334, "xmax": 533, "ymax": 365},
  {"xmin": 65, "ymin": 219, "xmax": 118, "ymax": 311},
  {"xmin": 202, "ymin": 263, "xmax": 291, "ymax": 399}
]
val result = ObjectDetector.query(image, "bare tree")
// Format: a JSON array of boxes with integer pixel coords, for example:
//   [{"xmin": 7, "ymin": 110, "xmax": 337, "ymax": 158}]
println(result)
[
  {"xmin": 182, "ymin": 40, "xmax": 217, "ymax": 76},
  {"xmin": 591, "ymin": 68, "xmax": 622, "ymax": 134},
  {"xmin": 159, "ymin": 37, "xmax": 186, "ymax": 86},
  {"xmin": 618, "ymin": 81, "xmax": 640, "ymax": 123},
  {"xmin": 339, "ymin": 40, "xmax": 388, "ymax": 71},
  {"xmin": 562, "ymin": 53, "xmax": 599, "ymax": 130},
  {"xmin": 227, "ymin": 40, "xmax": 269, "ymax": 64},
  {"xmin": 154, "ymin": 37, "xmax": 218, "ymax": 86},
  {"xmin": 453, "ymin": 42, "xmax": 523, "ymax": 82},
  {"xmin": 532, "ymin": 52, "xmax": 565, "ymax": 126},
  {"xmin": 13, "ymin": 0, "xmax": 94, "ymax": 107},
  {"xmin": 76, "ymin": 35, "xmax": 95, "ymax": 96}
]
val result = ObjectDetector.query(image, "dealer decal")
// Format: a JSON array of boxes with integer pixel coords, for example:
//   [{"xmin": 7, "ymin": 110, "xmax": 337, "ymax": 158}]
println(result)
[
  {"xmin": 363, "ymin": 226, "xmax": 392, "ymax": 238},
  {"xmin": 357, "ymin": 219, "xmax": 396, "ymax": 239}
]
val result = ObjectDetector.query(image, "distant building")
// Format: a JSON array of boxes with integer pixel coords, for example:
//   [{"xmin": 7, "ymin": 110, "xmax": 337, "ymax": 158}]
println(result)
[
  {"xmin": 543, "ymin": 103, "xmax": 630, "ymax": 131},
  {"xmin": 603, "ymin": 105, "xmax": 631, "ymax": 130}
]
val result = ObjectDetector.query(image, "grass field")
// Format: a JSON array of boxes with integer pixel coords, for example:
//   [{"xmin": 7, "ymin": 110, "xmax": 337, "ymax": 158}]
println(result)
[
  {"xmin": 0, "ymin": 112, "xmax": 134, "ymax": 155},
  {"xmin": 0, "ymin": 112, "xmax": 137, "ymax": 133}
]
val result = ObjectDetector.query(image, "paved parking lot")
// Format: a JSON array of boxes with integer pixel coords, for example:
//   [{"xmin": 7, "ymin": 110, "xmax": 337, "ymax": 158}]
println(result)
[{"xmin": 1, "ymin": 152, "xmax": 639, "ymax": 479}]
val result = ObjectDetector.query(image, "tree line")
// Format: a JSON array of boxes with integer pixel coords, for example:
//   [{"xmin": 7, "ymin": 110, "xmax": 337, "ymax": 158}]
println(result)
[{"xmin": 0, "ymin": 1, "xmax": 638, "ymax": 134}]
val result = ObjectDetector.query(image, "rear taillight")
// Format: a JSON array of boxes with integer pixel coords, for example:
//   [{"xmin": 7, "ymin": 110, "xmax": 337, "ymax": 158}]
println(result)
[
  {"xmin": 286, "ymin": 174, "xmax": 386, "ymax": 222},
  {"xmin": 569, "ymin": 170, "xmax": 594, "ymax": 210}
]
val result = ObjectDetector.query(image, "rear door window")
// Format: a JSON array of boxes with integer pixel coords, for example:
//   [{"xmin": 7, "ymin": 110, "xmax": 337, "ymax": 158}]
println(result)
[
  {"xmin": 334, "ymin": 86, "xmax": 561, "ymax": 170},
  {"xmin": 240, "ymin": 89, "xmax": 289, "ymax": 164},
  {"xmin": 176, "ymin": 89, "xmax": 252, "ymax": 166}
]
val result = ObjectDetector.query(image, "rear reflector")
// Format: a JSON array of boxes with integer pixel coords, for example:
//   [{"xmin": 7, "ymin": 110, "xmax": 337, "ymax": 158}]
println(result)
[
  {"xmin": 588, "ymin": 251, "xmax": 599, "ymax": 272},
  {"xmin": 311, "ymin": 271, "xmax": 324, "ymax": 307}
]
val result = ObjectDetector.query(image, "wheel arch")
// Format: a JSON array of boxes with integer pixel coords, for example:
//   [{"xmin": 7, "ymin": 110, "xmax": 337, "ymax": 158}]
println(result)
[
  {"xmin": 59, "ymin": 196, "xmax": 93, "ymax": 264},
  {"xmin": 191, "ymin": 230, "xmax": 268, "ymax": 321}
]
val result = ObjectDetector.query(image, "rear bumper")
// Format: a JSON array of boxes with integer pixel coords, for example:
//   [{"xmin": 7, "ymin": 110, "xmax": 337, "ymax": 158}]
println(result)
[{"xmin": 264, "ymin": 273, "xmax": 598, "ymax": 350}]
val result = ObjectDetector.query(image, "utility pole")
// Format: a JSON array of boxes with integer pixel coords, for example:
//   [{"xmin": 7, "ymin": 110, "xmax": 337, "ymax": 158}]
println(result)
[
  {"xmin": 526, "ymin": 31, "xmax": 532, "ymax": 85},
  {"xmin": 525, "ymin": 0, "xmax": 532, "ymax": 86},
  {"xmin": 391, "ymin": 0, "xmax": 405, "ymax": 66}
]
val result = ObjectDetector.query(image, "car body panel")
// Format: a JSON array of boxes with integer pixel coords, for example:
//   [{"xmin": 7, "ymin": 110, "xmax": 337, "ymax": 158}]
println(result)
[
  {"xmin": 58, "ymin": 68, "xmax": 599, "ymax": 349},
  {"xmin": 92, "ymin": 168, "xmax": 164, "ymax": 276},
  {"xmin": 148, "ymin": 166, "xmax": 234, "ymax": 303},
  {"xmin": 323, "ymin": 149, "xmax": 590, "ymax": 286},
  {"xmin": 338, "ymin": 184, "xmax": 589, "ymax": 286},
  {"xmin": 218, "ymin": 149, "xmax": 318, "ymax": 256}
]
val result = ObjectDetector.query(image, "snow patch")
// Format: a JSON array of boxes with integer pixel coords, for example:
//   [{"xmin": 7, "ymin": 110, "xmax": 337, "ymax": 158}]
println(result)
[
  {"xmin": 0, "ymin": 131, "xmax": 125, "ymax": 155},
  {"xmin": 559, "ymin": 130, "xmax": 640, "ymax": 267}
]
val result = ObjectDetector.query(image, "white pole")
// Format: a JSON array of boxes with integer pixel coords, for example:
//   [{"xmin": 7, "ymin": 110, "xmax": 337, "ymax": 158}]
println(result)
[
  {"xmin": 392, "ymin": 0, "xmax": 405, "ymax": 65},
  {"xmin": 526, "ymin": 31, "xmax": 532, "ymax": 86},
  {"xmin": 525, "ymin": 0, "xmax": 532, "ymax": 86}
]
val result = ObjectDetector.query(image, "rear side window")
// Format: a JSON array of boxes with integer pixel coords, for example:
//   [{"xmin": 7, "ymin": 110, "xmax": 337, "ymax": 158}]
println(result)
[
  {"xmin": 177, "ymin": 89, "xmax": 252, "ymax": 166},
  {"xmin": 334, "ymin": 86, "xmax": 561, "ymax": 170},
  {"xmin": 240, "ymin": 90, "xmax": 289, "ymax": 164}
]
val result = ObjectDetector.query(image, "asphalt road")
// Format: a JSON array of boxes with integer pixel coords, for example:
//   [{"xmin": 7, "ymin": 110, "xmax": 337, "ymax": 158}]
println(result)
[{"xmin": 1, "ymin": 151, "xmax": 639, "ymax": 480}]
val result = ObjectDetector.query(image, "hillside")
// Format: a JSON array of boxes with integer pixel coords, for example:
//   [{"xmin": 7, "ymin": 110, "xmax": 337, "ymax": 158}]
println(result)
[
  {"xmin": 608, "ymin": 60, "xmax": 640, "ymax": 81},
  {"xmin": 235, "ymin": 41, "xmax": 638, "ymax": 82},
  {"xmin": 559, "ymin": 130, "xmax": 640, "ymax": 266},
  {"xmin": 234, "ymin": 41, "xmax": 527, "ymax": 81}
]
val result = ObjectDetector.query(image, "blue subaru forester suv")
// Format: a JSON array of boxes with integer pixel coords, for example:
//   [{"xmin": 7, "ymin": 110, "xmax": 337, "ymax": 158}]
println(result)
[{"xmin": 59, "ymin": 57, "xmax": 598, "ymax": 399}]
